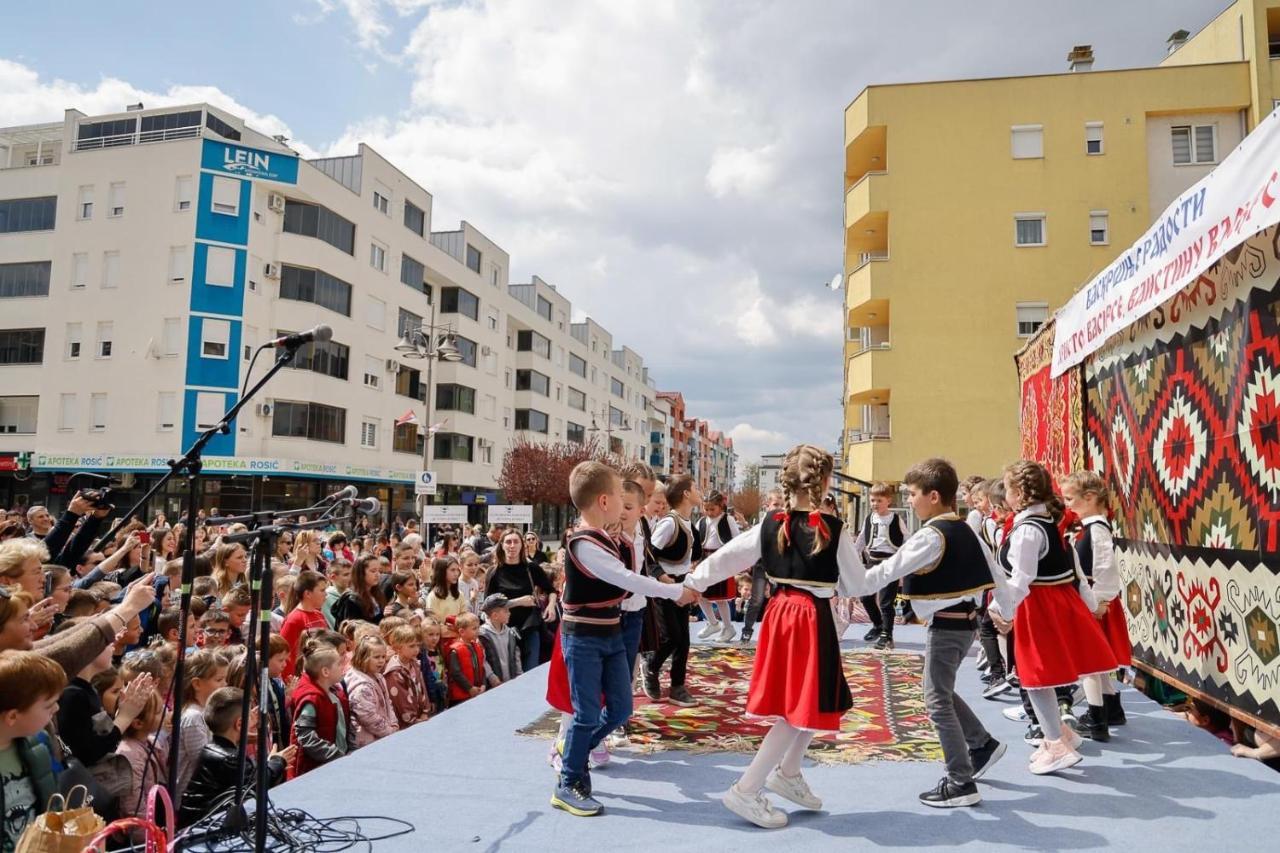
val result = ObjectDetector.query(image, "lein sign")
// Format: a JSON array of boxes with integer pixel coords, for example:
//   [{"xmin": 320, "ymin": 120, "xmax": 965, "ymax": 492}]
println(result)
[{"xmin": 201, "ymin": 139, "xmax": 299, "ymax": 185}]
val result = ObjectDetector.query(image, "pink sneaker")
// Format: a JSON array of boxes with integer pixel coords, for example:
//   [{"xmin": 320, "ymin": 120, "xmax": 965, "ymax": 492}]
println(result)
[
  {"xmin": 548, "ymin": 740, "xmax": 563, "ymax": 771},
  {"xmin": 590, "ymin": 744, "xmax": 611, "ymax": 768},
  {"xmin": 1030, "ymin": 740, "xmax": 1082, "ymax": 775},
  {"xmin": 1061, "ymin": 727, "xmax": 1083, "ymax": 751}
]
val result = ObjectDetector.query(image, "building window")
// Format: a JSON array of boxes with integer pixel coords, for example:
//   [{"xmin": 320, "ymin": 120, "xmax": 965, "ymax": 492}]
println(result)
[
  {"xmin": 1172, "ymin": 124, "xmax": 1217, "ymax": 165},
  {"xmin": 1016, "ymin": 302, "xmax": 1049, "ymax": 338},
  {"xmin": 1014, "ymin": 214, "xmax": 1046, "ymax": 247},
  {"xmin": 567, "ymin": 421, "xmax": 586, "ymax": 444},
  {"xmin": 101, "ymin": 252, "xmax": 119, "ymax": 289},
  {"xmin": 58, "ymin": 393, "xmax": 76, "ymax": 431},
  {"xmin": 202, "ymin": 319, "xmax": 231, "ymax": 359},
  {"xmin": 282, "ymin": 199, "xmax": 356, "ymax": 255},
  {"xmin": 1089, "ymin": 211, "xmax": 1109, "ymax": 245},
  {"xmin": 611, "ymin": 377, "xmax": 625, "ymax": 398},
  {"xmin": 465, "ymin": 244, "xmax": 482, "ymax": 274},
  {"xmin": 279, "ymin": 330, "xmax": 349, "ymax": 380},
  {"xmin": 168, "ymin": 246, "xmax": 189, "ymax": 283},
  {"xmin": 400, "ymin": 253, "xmax": 427, "ymax": 295},
  {"xmin": 162, "ymin": 318, "xmax": 182, "ymax": 356},
  {"xmin": 95, "ymin": 322, "xmax": 112, "ymax": 358},
  {"xmin": 77, "ymin": 186, "xmax": 94, "ymax": 221},
  {"xmin": 0, "ymin": 396, "xmax": 37, "ymax": 434},
  {"xmin": 567, "ymin": 387, "xmax": 586, "ymax": 411},
  {"xmin": 1011, "ymin": 125, "xmax": 1043, "ymax": 159},
  {"xmin": 454, "ymin": 335, "xmax": 478, "ymax": 368},
  {"xmin": 243, "ymin": 325, "xmax": 256, "ymax": 360},
  {"xmin": 395, "ymin": 365, "xmax": 424, "ymax": 402},
  {"xmin": 363, "ymin": 355, "xmax": 381, "ymax": 389},
  {"xmin": 370, "ymin": 241, "xmax": 387, "ymax": 272},
  {"xmin": 65, "ymin": 323, "xmax": 81, "ymax": 360},
  {"xmin": 195, "ymin": 392, "xmax": 225, "ymax": 430},
  {"xmin": 107, "ymin": 182, "xmax": 125, "ymax": 218},
  {"xmin": 487, "ymin": 309, "xmax": 499, "ymax": 331},
  {"xmin": 397, "ymin": 308, "xmax": 423, "ymax": 339},
  {"xmin": 0, "ymin": 261, "xmax": 51, "ymax": 298},
  {"xmin": 436, "ymin": 383, "xmax": 476, "ymax": 414},
  {"xmin": 536, "ymin": 295, "xmax": 553, "ymax": 322},
  {"xmin": 515, "ymin": 370, "xmax": 550, "ymax": 396},
  {"xmin": 279, "ymin": 264, "xmax": 353, "ymax": 316},
  {"xmin": 272, "ymin": 400, "xmax": 346, "ymax": 444},
  {"xmin": 0, "ymin": 196, "xmax": 57, "ymax": 233},
  {"xmin": 90, "ymin": 393, "xmax": 107, "ymax": 432},
  {"xmin": 479, "ymin": 442, "xmax": 493, "ymax": 465},
  {"xmin": 569, "ymin": 352, "xmax": 587, "ymax": 378},
  {"xmin": 206, "ymin": 246, "xmax": 235, "ymax": 287},
  {"xmin": 71, "ymin": 253, "xmax": 88, "ymax": 290},
  {"xmin": 204, "ymin": 113, "xmax": 241, "ymax": 141},
  {"xmin": 515, "ymin": 409, "xmax": 549, "ymax": 433},
  {"xmin": 360, "ymin": 419, "xmax": 379, "ymax": 449},
  {"xmin": 516, "ymin": 329, "xmax": 551, "ymax": 358},
  {"xmin": 174, "ymin": 176, "xmax": 193, "ymax": 211},
  {"xmin": 440, "ymin": 286, "xmax": 479, "ymax": 321},
  {"xmin": 434, "ymin": 432, "xmax": 474, "ymax": 461},
  {"xmin": 366, "ymin": 295, "xmax": 387, "ymax": 331},
  {"xmin": 373, "ymin": 191, "xmax": 389, "ymax": 215},
  {"xmin": 393, "ymin": 421, "xmax": 424, "ymax": 454},
  {"xmin": 404, "ymin": 201, "xmax": 425, "ymax": 237},
  {"xmin": 211, "ymin": 176, "xmax": 240, "ymax": 216},
  {"xmin": 157, "ymin": 392, "xmax": 177, "ymax": 432},
  {"xmin": 0, "ymin": 328, "xmax": 43, "ymax": 365},
  {"xmin": 1085, "ymin": 122, "xmax": 1103, "ymax": 155}
]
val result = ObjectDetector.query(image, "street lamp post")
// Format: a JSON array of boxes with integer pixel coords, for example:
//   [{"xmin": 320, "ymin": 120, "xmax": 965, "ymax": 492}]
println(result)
[
  {"xmin": 588, "ymin": 406, "xmax": 631, "ymax": 458},
  {"xmin": 395, "ymin": 298, "xmax": 463, "ymax": 523}
]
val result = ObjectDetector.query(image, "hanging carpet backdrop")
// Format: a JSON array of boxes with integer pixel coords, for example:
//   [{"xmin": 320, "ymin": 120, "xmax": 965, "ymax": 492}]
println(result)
[
  {"xmin": 518, "ymin": 645, "xmax": 941, "ymax": 765},
  {"xmin": 1016, "ymin": 317, "xmax": 1085, "ymax": 480},
  {"xmin": 1081, "ymin": 225, "xmax": 1280, "ymax": 729}
]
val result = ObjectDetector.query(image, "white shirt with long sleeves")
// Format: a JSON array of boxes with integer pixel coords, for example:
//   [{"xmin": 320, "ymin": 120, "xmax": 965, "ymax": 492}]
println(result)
[
  {"xmin": 987, "ymin": 504, "xmax": 1097, "ymax": 620},
  {"xmin": 861, "ymin": 516, "xmax": 1013, "ymax": 624},
  {"xmin": 853, "ymin": 511, "xmax": 903, "ymax": 558},
  {"xmin": 1080, "ymin": 515, "xmax": 1120, "ymax": 604},
  {"xmin": 569, "ymin": 535, "xmax": 685, "ymax": 603},
  {"xmin": 685, "ymin": 522, "xmax": 868, "ymax": 600},
  {"xmin": 965, "ymin": 509, "xmax": 984, "ymax": 536},
  {"xmin": 649, "ymin": 513, "xmax": 693, "ymax": 577},
  {"xmin": 699, "ymin": 513, "xmax": 740, "ymax": 551},
  {"xmin": 621, "ymin": 527, "xmax": 650, "ymax": 612}
]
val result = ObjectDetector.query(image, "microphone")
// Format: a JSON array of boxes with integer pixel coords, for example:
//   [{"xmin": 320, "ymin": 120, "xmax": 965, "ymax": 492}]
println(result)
[
  {"xmin": 350, "ymin": 497, "xmax": 381, "ymax": 516},
  {"xmin": 266, "ymin": 325, "xmax": 332, "ymax": 349},
  {"xmin": 322, "ymin": 485, "xmax": 358, "ymax": 503}
]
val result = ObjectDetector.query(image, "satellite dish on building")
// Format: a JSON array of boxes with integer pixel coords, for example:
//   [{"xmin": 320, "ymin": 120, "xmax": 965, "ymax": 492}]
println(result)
[{"xmin": 827, "ymin": 273, "xmax": 844, "ymax": 291}]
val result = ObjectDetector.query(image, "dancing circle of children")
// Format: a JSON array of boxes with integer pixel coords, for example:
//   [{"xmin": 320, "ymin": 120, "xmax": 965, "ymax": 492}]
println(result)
[{"xmin": 550, "ymin": 461, "xmax": 700, "ymax": 818}]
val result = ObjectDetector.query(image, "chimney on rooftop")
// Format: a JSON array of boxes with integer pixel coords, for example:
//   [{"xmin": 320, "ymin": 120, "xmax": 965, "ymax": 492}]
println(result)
[
  {"xmin": 1067, "ymin": 44, "xmax": 1094, "ymax": 72},
  {"xmin": 1167, "ymin": 29, "xmax": 1190, "ymax": 55},
  {"xmin": 125, "ymin": 102, "xmax": 144, "ymax": 111}
]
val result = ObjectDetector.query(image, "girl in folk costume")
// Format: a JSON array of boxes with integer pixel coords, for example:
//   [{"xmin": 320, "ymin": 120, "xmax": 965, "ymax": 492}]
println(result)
[
  {"xmin": 695, "ymin": 491, "xmax": 740, "ymax": 643},
  {"xmin": 642, "ymin": 475, "xmax": 703, "ymax": 707},
  {"xmin": 1062, "ymin": 470, "xmax": 1130, "ymax": 738},
  {"xmin": 686, "ymin": 445, "xmax": 867, "ymax": 829},
  {"xmin": 987, "ymin": 461, "xmax": 1117, "ymax": 775}
]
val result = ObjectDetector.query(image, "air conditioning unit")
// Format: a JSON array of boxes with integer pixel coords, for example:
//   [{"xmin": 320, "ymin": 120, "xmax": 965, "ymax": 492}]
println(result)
[
  {"xmin": 385, "ymin": 358, "xmax": 402, "ymax": 374},
  {"xmin": 264, "ymin": 262, "xmax": 280, "ymax": 280},
  {"xmin": 255, "ymin": 403, "xmax": 272, "ymax": 417},
  {"xmin": 267, "ymin": 192, "xmax": 286, "ymax": 213}
]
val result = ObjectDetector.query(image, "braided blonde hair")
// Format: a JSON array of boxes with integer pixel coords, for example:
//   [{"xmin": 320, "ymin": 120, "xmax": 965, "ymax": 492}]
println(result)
[
  {"xmin": 776, "ymin": 444, "xmax": 834, "ymax": 556},
  {"xmin": 1063, "ymin": 470, "xmax": 1111, "ymax": 514},
  {"xmin": 1003, "ymin": 460, "xmax": 1064, "ymax": 523}
]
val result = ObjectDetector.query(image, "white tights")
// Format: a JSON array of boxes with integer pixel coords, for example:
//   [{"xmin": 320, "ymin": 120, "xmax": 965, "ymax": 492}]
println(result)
[
  {"xmin": 1026, "ymin": 688, "xmax": 1063, "ymax": 741},
  {"xmin": 700, "ymin": 600, "xmax": 729, "ymax": 626},
  {"xmin": 738, "ymin": 720, "xmax": 814, "ymax": 793}
]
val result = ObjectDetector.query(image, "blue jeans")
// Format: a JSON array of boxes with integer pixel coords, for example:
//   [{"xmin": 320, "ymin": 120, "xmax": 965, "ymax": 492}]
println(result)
[
  {"xmin": 560, "ymin": 629, "xmax": 631, "ymax": 787},
  {"xmin": 621, "ymin": 609, "xmax": 645, "ymax": 675},
  {"xmin": 519, "ymin": 625, "xmax": 542, "ymax": 672}
]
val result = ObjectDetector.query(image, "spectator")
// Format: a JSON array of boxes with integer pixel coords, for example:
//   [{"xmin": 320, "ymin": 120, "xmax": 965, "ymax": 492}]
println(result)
[
  {"xmin": 444, "ymin": 613, "xmax": 496, "ymax": 706},
  {"xmin": 291, "ymin": 532, "xmax": 327, "ymax": 574},
  {"xmin": 323, "ymin": 558, "xmax": 352, "ymax": 629},
  {"xmin": 279, "ymin": 571, "xmax": 329, "ymax": 678},
  {"xmin": 486, "ymin": 529, "xmax": 557, "ymax": 672},
  {"xmin": 0, "ymin": 650, "xmax": 66, "ymax": 851},
  {"xmin": 332, "ymin": 556, "xmax": 383, "ymax": 627},
  {"xmin": 175, "ymin": 648, "xmax": 228, "ymax": 799},
  {"xmin": 210, "ymin": 543, "xmax": 248, "ymax": 596},
  {"xmin": 425, "ymin": 558, "xmax": 466, "ymax": 626},
  {"xmin": 57, "ymin": 629, "xmax": 155, "ymax": 767},
  {"xmin": 478, "ymin": 594, "xmax": 522, "ymax": 684},
  {"xmin": 345, "ymin": 636, "xmax": 398, "ymax": 746},
  {"xmin": 0, "ymin": 539, "xmax": 48, "ymax": 599},
  {"xmin": 467, "ymin": 525, "xmax": 488, "ymax": 554},
  {"xmin": 288, "ymin": 639, "xmax": 355, "ymax": 779},
  {"xmin": 383, "ymin": 624, "xmax": 431, "ymax": 728},
  {"xmin": 114, "ymin": 689, "xmax": 166, "ymax": 818}
]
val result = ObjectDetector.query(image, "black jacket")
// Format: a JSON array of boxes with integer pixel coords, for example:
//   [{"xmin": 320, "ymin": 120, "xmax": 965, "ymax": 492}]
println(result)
[
  {"xmin": 57, "ymin": 677, "xmax": 121, "ymax": 766},
  {"xmin": 178, "ymin": 735, "xmax": 286, "ymax": 828}
]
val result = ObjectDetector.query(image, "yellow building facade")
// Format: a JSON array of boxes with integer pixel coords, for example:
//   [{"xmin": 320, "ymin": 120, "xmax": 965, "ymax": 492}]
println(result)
[{"xmin": 841, "ymin": 0, "xmax": 1280, "ymax": 486}]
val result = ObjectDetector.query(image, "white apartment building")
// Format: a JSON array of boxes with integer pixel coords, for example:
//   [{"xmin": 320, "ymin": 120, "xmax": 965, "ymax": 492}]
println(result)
[{"xmin": 0, "ymin": 103, "xmax": 658, "ymax": 524}]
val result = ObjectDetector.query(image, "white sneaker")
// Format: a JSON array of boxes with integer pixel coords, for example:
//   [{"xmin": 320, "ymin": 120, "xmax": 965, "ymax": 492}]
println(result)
[
  {"xmin": 1030, "ymin": 741, "xmax": 1082, "ymax": 775},
  {"xmin": 1002, "ymin": 706, "xmax": 1029, "ymax": 722},
  {"xmin": 1061, "ymin": 727, "xmax": 1083, "ymax": 751},
  {"xmin": 717, "ymin": 622, "xmax": 737, "ymax": 643},
  {"xmin": 723, "ymin": 784, "xmax": 788, "ymax": 829},
  {"xmin": 766, "ymin": 768, "xmax": 822, "ymax": 810},
  {"xmin": 697, "ymin": 621, "xmax": 720, "ymax": 640}
]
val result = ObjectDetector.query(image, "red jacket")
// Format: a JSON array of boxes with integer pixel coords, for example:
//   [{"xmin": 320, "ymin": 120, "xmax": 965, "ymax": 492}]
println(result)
[
  {"xmin": 445, "ymin": 638, "xmax": 486, "ymax": 703},
  {"xmin": 287, "ymin": 672, "xmax": 351, "ymax": 779}
]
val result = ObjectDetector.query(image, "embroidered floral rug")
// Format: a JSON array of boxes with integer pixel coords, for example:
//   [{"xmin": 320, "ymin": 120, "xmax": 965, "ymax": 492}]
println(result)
[{"xmin": 518, "ymin": 646, "xmax": 941, "ymax": 765}]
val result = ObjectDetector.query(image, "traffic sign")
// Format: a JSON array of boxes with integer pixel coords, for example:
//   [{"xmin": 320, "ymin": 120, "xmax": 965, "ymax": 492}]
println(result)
[
  {"xmin": 487, "ymin": 504, "xmax": 533, "ymax": 525},
  {"xmin": 424, "ymin": 505, "xmax": 468, "ymax": 523},
  {"xmin": 414, "ymin": 470, "xmax": 437, "ymax": 496}
]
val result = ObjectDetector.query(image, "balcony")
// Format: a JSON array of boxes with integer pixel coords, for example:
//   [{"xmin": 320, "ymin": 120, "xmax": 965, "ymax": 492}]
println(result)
[
  {"xmin": 847, "ymin": 323, "xmax": 891, "ymax": 357},
  {"xmin": 846, "ymin": 404, "xmax": 890, "ymax": 444},
  {"xmin": 845, "ymin": 350, "xmax": 892, "ymax": 405},
  {"xmin": 845, "ymin": 250, "xmax": 890, "ymax": 328},
  {"xmin": 844, "ymin": 170, "xmax": 889, "ymax": 234},
  {"xmin": 0, "ymin": 124, "xmax": 63, "ymax": 170}
]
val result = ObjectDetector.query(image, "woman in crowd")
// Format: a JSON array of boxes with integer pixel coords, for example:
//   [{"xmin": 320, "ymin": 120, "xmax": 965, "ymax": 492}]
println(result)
[{"xmin": 485, "ymin": 529, "xmax": 557, "ymax": 671}]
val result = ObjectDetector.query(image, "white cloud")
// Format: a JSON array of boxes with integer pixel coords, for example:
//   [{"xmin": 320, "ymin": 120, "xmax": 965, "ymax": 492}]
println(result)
[
  {"xmin": 706, "ymin": 145, "xmax": 777, "ymax": 198},
  {"xmin": 728, "ymin": 423, "xmax": 788, "ymax": 465}
]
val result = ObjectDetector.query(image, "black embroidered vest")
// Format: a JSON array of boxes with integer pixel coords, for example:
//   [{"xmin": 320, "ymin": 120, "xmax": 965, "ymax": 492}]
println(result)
[
  {"xmin": 758, "ymin": 511, "xmax": 844, "ymax": 588},
  {"xmin": 900, "ymin": 515, "xmax": 996, "ymax": 600},
  {"xmin": 563, "ymin": 528, "xmax": 627, "ymax": 635}
]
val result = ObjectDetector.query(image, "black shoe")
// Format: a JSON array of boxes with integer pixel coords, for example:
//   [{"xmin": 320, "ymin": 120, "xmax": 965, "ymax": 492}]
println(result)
[
  {"xmin": 968, "ymin": 738, "xmax": 1007, "ymax": 781},
  {"xmin": 1104, "ymin": 692, "xmax": 1127, "ymax": 726},
  {"xmin": 873, "ymin": 634, "xmax": 895, "ymax": 651},
  {"xmin": 863, "ymin": 627, "xmax": 881, "ymax": 642},
  {"xmin": 1005, "ymin": 672, "xmax": 1021, "ymax": 689},
  {"xmin": 982, "ymin": 676, "xmax": 1013, "ymax": 700},
  {"xmin": 918, "ymin": 776, "xmax": 980, "ymax": 808},
  {"xmin": 642, "ymin": 664, "xmax": 661, "ymax": 701},
  {"xmin": 1024, "ymin": 724, "xmax": 1044, "ymax": 746},
  {"xmin": 668, "ymin": 685, "xmax": 696, "ymax": 707},
  {"xmin": 1059, "ymin": 700, "xmax": 1078, "ymax": 731},
  {"xmin": 738, "ymin": 631, "xmax": 753, "ymax": 644},
  {"xmin": 1079, "ymin": 705, "xmax": 1111, "ymax": 742}
]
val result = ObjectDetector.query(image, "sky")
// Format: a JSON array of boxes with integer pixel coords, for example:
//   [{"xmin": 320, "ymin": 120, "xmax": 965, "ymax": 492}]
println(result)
[{"xmin": 0, "ymin": 0, "xmax": 1225, "ymax": 465}]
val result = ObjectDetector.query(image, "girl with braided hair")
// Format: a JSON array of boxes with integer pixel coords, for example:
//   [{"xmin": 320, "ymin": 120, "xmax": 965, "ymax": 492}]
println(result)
[
  {"xmin": 686, "ymin": 444, "xmax": 868, "ymax": 829},
  {"xmin": 987, "ymin": 460, "xmax": 1116, "ymax": 776}
]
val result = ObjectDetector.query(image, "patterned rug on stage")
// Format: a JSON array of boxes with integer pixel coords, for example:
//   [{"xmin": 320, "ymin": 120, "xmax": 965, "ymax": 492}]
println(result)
[{"xmin": 517, "ymin": 646, "xmax": 941, "ymax": 765}]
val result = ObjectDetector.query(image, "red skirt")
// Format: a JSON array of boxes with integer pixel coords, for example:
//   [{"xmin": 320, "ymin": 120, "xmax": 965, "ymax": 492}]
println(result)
[
  {"xmin": 747, "ymin": 587, "xmax": 852, "ymax": 732},
  {"xmin": 546, "ymin": 627, "xmax": 573, "ymax": 714},
  {"xmin": 1098, "ymin": 597, "xmax": 1132, "ymax": 666},
  {"xmin": 1013, "ymin": 583, "xmax": 1117, "ymax": 689},
  {"xmin": 705, "ymin": 576, "xmax": 737, "ymax": 602}
]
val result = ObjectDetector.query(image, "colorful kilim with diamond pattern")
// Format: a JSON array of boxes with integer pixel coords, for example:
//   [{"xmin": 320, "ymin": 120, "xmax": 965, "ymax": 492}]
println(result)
[{"xmin": 1016, "ymin": 317, "xmax": 1085, "ymax": 480}]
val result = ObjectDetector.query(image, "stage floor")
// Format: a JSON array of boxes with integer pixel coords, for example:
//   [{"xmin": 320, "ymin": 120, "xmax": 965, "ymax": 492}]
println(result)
[{"xmin": 274, "ymin": 625, "xmax": 1280, "ymax": 851}]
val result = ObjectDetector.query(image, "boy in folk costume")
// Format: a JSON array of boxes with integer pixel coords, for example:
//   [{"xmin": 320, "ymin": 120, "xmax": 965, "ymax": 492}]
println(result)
[
  {"xmin": 551, "ymin": 462, "xmax": 699, "ymax": 817},
  {"xmin": 686, "ymin": 445, "xmax": 868, "ymax": 829},
  {"xmin": 739, "ymin": 489, "xmax": 783, "ymax": 644},
  {"xmin": 642, "ymin": 475, "xmax": 703, "ymax": 707},
  {"xmin": 853, "ymin": 481, "xmax": 907, "ymax": 650},
  {"xmin": 695, "ymin": 491, "xmax": 740, "ymax": 643},
  {"xmin": 861, "ymin": 458, "xmax": 1014, "ymax": 807}
]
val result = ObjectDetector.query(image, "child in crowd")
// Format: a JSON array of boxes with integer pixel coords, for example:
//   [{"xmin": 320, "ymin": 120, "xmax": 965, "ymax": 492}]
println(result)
[
  {"xmin": 175, "ymin": 648, "xmax": 228, "ymax": 798},
  {"xmin": 643, "ymin": 474, "xmax": 703, "ymax": 707},
  {"xmin": 0, "ymin": 651, "xmax": 67, "ymax": 851},
  {"xmin": 383, "ymin": 570, "xmax": 422, "ymax": 620},
  {"xmin": 344, "ymin": 635, "xmax": 399, "ymax": 746},
  {"xmin": 115, "ymin": 689, "xmax": 167, "ymax": 818},
  {"xmin": 199, "ymin": 609, "xmax": 231, "ymax": 651},
  {"xmin": 458, "ymin": 551, "xmax": 484, "ymax": 615},
  {"xmin": 418, "ymin": 618, "xmax": 447, "ymax": 714},
  {"xmin": 220, "ymin": 587, "xmax": 252, "ymax": 645},
  {"xmin": 279, "ymin": 571, "xmax": 329, "ymax": 677},
  {"xmin": 854, "ymin": 482, "xmax": 908, "ymax": 650},
  {"xmin": 445, "ymin": 613, "xmax": 496, "ymax": 707},
  {"xmin": 288, "ymin": 639, "xmax": 356, "ymax": 779},
  {"xmin": 271, "ymin": 574, "xmax": 295, "ymax": 634},
  {"xmin": 478, "ymin": 594, "xmax": 522, "ymax": 684},
  {"xmin": 58, "ymin": 625, "xmax": 155, "ymax": 768},
  {"xmin": 1062, "ymin": 470, "xmax": 1130, "ymax": 739},
  {"xmin": 323, "ymin": 559, "xmax": 352, "ymax": 629},
  {"xmin": 694, "ymin": 491, "xmax": 740, "ymax": 643},
  {"xmin": 263, "ymin": 634, "xmax": 293, "ymax": 752},
  {"xmin": 426, "ymin": 558, "xmax": 467, "ymax": 625},
  {"xmin": 91, "ymin": 667, "xmax": 123, "ymax": 717},
  {"xmin": 178, "ymin": 686, "xmax": 293, "ymax": 828},
  {"xmin": 384, "ymin": 624, "xmax": 432, "ymax": 728}
]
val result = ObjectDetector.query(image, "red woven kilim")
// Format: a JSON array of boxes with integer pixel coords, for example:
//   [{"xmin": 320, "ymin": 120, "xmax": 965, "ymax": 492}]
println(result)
[
  {"xmin": 1016, "ymin": 317, "xmax": 1086, "ymax": 480},
  {"xmin": 519, "ymin": 646, "xmax": 941, "ymax": 765}
]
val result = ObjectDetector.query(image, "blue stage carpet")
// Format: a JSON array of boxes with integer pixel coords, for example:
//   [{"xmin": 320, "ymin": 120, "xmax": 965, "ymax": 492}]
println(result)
[{"xmin": 273, "ymin": 625, "xmax": 1280, "ymax": 851}]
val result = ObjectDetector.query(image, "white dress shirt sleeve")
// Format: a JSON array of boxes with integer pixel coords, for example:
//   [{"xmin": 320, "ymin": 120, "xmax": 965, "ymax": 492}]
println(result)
[
  {"xmin": 989, "ymin": 523, "xmax": 1042, "ymax": 617},
  {"xmin": 1089, "ymin": 524, "xmax": 1120, "ymax": 603},
  {"xmin": 862, "ymin": 527, "xmax": 944, "ymax": 591},
  {"xmin": 572, "ymin": 540, "xmax": 683, "ymax": 601},
  {"xmin": 965, "ymin": 509, "xmax": 983, "ymax": 535},
  {"xmin": 982, "ymin": 533, "xmax": 1014, "ymax": 617},
  {"xmin": 650, "ymin": 516, "xmax": 676, "ymax": 549},
  {"xmin": 835, "ymin": 527, "xmax": 869, "ymax": 598},
  {"xmin": 686, "ymin": 525, "xmax": 760, "ymax": 592},
  {"xmin": 1072, "ymin": 548, "xmax": 1100, "ymax": 612}
]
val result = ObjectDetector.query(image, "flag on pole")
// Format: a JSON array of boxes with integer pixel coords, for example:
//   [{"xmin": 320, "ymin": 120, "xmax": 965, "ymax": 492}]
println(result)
[
  {"xmin": 428, "ymin": 418, "xmax": 449, "ymax": 435},
  {"xmin": 394, "ymin": 409, "xmax": 420, "ymax": 428}
]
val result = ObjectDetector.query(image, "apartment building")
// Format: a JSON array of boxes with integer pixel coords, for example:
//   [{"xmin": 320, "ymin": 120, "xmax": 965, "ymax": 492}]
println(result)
[
  {"xmin": 0, "ymin": 102, "xmax": 662, "ymax": 520},
  {"xmin": 840, "ymin": 5, "xmax": 1270, "ymax": 483}
]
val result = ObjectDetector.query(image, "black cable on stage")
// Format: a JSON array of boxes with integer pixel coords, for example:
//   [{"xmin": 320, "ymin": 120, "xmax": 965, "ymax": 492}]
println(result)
[{"xmin": 171, "ymin": 795, "xmax": 415, "ymax": 853}]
